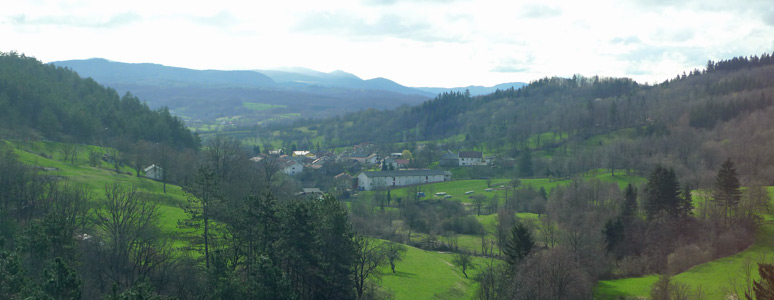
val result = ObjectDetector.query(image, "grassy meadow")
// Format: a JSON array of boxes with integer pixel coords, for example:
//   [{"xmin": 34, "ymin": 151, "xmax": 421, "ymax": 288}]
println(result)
[{"xmin": 379, "ymin": 242, "xmax": 494, "ymax": 300}]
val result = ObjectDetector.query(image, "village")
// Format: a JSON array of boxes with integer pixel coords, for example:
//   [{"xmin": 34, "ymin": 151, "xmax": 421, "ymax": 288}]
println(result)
[{"xmin": 230, "ymin": 142, "xmax": 499, "ymax": 195}]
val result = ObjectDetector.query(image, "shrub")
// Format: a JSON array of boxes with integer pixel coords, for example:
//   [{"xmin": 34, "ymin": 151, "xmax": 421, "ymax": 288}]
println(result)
[{"xmin": 667, "ymin": 244, "xmax": 711, "ymax": 274}]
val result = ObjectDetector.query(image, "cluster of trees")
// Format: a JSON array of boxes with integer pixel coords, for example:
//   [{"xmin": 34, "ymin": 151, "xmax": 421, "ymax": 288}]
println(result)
[
  {"xmin": 470, "ymin": 158, "xmax": 768, "ymax": 300},
  {"xmin": 0, "ymin": 52, "xmax": 199, "ymax": 149},
  {"xmin": 0, "ymin": 135, "xmax": 401, "ymax": 299}
]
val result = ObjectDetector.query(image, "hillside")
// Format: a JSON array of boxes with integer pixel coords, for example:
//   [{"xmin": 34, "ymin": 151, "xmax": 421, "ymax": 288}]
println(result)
[
  {"xmin": 0, "ymin": 52, "xmax": 199, "ymax": 149},
  {"xmin": 260, "ymin": 52, "xmax": 774, "ymax": 188}
]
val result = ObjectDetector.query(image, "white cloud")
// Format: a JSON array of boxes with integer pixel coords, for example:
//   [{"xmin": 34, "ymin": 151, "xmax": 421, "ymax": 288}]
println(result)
[{"xmin": 1, "ymin": 0, "xmax": 772, "ymax": 87}]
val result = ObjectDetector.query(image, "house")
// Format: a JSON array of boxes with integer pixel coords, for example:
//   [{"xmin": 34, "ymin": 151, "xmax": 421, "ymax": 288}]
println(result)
[
  {"xmin": 350, "ymin": 152, "xmax": 379, "ymax": 165},
  {"xmin": 382, "ymin": 157, "xmax": 398, "ymax": 170},
  {"xmin": 357, "ymin": 170, "xmax": 452, "ymax": 191},
  {"xmin": 297, "ymin": 188, "xmax": 324, "ymax": 199},
  {"xmin": 395, "ymin": 159, "xmax": 410, "ymax": 169},
  {"xmin": 144, "ymin": 164, "xmax": 163, "ymax": 181},
  {"xmin": 439, "ymin": 152, "xmax": 460, "ymax": 167},
  {"xmin": 334, "ymin": 173, "xmax": 354, "ymax": 190},
  {"xmin": 280, "ymin": 159, "xmax": 304, "ymax": 176},
  {"xmin": 268, "ymin": 149, "xmax": 284, "ymax": 156},
  {"xmin": 458, "ymin": 151, "xmax": 484, "ymax": 166},
  {"xmin": 292, "ymin": 150, "xmax": 316, "ymax": 159}
]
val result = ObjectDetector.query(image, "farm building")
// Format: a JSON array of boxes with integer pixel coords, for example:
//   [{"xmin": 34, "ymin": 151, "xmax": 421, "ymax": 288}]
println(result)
[
  {"xmin": 144, "ymin": 164, "xmax": 163, "ymax": 181},
  {"xmin": 357, "ymin": 170, "xmax": 452, "ymax": 191},
  {"xmin": 458, "ymin": 151, "xmax": 484, "ymax": 166}
]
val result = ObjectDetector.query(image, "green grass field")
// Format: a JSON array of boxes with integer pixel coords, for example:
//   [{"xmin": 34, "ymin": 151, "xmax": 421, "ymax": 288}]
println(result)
[
  {"xmin": 595, "ymin": 187, "xmax": 774, "ymax": 299},
  {"xmin": 7, "ymin": 140, "xmax": 195, "ymax": 248},
  {"xmin": 379, "ymin": 242, "xmax": 493, "ymax": 300}
]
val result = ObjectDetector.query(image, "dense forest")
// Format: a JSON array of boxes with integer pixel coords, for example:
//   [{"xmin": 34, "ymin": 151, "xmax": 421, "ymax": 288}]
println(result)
[{"xmin": 0, "ymin": 52, "xmax": 199, "ymax": 149}]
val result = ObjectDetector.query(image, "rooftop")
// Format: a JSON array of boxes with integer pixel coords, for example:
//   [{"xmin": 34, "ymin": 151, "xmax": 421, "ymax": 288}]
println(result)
[{"xmin": 361, "ymin": 170, "xmax": 450, "ymax": 177}]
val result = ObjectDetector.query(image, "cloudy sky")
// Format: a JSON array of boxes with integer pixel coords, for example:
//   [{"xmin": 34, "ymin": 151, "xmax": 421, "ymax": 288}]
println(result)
[{"xmin": 3, "ymin": 0, "xmax": 773, "ymax": 87}]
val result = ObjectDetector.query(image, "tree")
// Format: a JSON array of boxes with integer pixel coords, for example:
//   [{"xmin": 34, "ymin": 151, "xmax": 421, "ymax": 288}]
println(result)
[
  {"xmin": 385, "ymin": 241, "xmax": 406, "ymax": 274},
  {"xmin": 43, "ymin": 258, "xmax": 81, "ymax": 300},
  {"xmin": 94, "ymin": 184, "xmax": 164, "ymax": 289},
  {"xmin": 644, "ymin": 166, "xmax": 681, "ymax": 220},
  {"xmin": 353, "ymin": 236, "xmax": 387, "ymax": 299},
  {"xmin": 748, "ymin": 263, "xmax": 774, "ymax": 300},
  {"xmin": 622, "ymin": 183, "xmax": 637, "ymax": 219},
  {"xmin": 714, "ymin": 158, "xmax": 742, "ymax": 225},
  {"xmin": 180, "ymin": 165, "xmax": 220, "ymax": 269},
  {"xmin": 504, "ymin": 221, "xmax": 535, "ymax": 266},
  {"xmin": 472, "ymin": 195, "xmax": 486, "ymax": 216},
  {"xmin": 603, "ymin": 218, "xmax": 624, "ymax": 257},
  {"xmin": 518, "ymin": 150, "xmax": 533, "ymax": 177},
  {"xmin": 401, "ymin": 150, "xmax": 413, "ymax": 160},
  {"xmin": 452, "ymin": 252, "xmax": 474, "ymax": 278}
]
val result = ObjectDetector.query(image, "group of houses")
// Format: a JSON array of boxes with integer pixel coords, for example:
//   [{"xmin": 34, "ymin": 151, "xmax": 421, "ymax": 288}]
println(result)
[{"xmin": 140, "ymin": 144, "xmax": 489, "ymax": 193}]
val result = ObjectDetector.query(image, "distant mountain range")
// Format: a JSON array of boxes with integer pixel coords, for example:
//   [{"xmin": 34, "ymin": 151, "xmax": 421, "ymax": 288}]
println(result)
[{"xmin": 50, "ymin": 58, "xmax": 528, "ymax": 124}]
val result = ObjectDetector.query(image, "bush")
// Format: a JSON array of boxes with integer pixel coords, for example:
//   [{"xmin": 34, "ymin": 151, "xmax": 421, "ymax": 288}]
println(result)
[
  {"xmin": 618, "ymin": 255, "xmax": 650, "ymax": 278},
  {"xmin": 667, "ymin": 244, "xmax": 711, "ymax": 274},
  {"xmin": 714, "ymin": 227, "xmax": 754, "ymax": 258},
  {"xmin": 440, "ymin": 215, "xmax": 484, "ymax": 235}
]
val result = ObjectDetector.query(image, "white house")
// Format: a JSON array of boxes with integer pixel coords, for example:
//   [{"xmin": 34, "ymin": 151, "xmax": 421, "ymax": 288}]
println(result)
[
  {"xmin": 144, "ymin": 164, "xmax": 163, "ymax": 181},
  {"xmin": 281, "ymin": 160, "xmax": 304, "ymax": 176},
  {"xmin": 458, "ymin": 151, "xmax": 484, "ymax": 166},
  {"xmin": 357, "ymin": 170, "xmax": 452, "ymax": 191}
]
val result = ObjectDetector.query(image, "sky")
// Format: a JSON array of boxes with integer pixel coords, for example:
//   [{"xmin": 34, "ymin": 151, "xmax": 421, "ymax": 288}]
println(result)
[{"xmin": 2, "ymin": 0, "xmax": 773, "ymax": 87}]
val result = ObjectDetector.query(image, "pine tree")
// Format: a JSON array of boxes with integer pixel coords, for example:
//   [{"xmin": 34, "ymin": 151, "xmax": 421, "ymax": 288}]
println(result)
[
  {"xmin": 644, "ymin": 166, "xmax": 681, "ymax": 220},
  {"xmin": 622, "ymin": 183, "xmax": 637, "ymax": 219},
  {"xmin": 714, "ymin": 158, "xmax": 741, "ymax": 225},
  {"xmin": 504, "ymin": 221, "xmax": 534, "ymax": 266}
]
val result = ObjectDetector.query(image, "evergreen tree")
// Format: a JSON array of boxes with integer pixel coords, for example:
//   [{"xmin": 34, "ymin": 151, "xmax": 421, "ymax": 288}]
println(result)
[
  {"xmin": 748, "ymin": 263, "xmax": 774, "ymax": 300},
  {"xmin": 180, "ymin": 165, "xmax": 221, "ymax": 269},
  {"xmin": 644, "ymin": 166, "xmax": 681, "ymax": 220},
  {"xmin": 42, "ymin": 258, "xmax": 81, "ymax": 300},
  {"xmin": 713, "ymin": 158, "xmax": 741, "ymax": 225},
  {"xmin": 518, "ymin": 150, "xmax": 533, "ymax": 177},
  {"xmin": 622, "ymin": 183, "xmax": 638, "ymax": 219},
  {"xmin": 504, "ymin": 221, "xmax": 534, "ymax": 266},
  {"xmin": 603, "ymin": 218, "xmax": 624, "ymax": 257}
]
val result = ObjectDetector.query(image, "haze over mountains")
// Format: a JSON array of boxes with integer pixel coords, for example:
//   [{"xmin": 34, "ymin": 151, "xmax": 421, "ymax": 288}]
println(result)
[{"xmin": 50, "ymin": 58, "xmax": 526, "ymax": 124}]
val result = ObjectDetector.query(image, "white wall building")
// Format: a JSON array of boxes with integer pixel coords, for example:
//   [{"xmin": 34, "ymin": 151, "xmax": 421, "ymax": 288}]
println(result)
[
  {"xmin": 281, "ymin": 160, "xmax": 304, "ymax": 176},
  {"xmin": 357, "ymin": 170, "xmax": 452, "ymax": 191},
  {"xmin": 458, "ymin": 151, "xmax": 484, "ymax": 166},
  {"xmin": 144, "ymin": 164, "xmax": 163, "ymax": 181}
]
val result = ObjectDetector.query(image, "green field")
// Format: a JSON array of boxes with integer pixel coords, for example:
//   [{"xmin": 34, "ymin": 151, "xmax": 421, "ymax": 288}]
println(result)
[
  {"xmin": 379, "ymin": 242, "xmax": 493, "ymax": 300},
  {"xmin": 7, "ymin": 140, "xmax": 194, "ymax": 247},
  {"xmin": 595, "ymin": 187, "xmax": 774, "ymax": 299}
]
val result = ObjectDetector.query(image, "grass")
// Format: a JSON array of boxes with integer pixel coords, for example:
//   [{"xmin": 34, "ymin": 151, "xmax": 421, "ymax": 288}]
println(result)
[
  {"xmin": 594, "ymin": 187, "xmax": 774, "ymax": 299},
  {"xmin": 7, "ymin": 140, "xmax": 194, "ymax": 249},
  {"xmin": 378, "ymin": 242, "xmax": 492, "ymax": 300}
]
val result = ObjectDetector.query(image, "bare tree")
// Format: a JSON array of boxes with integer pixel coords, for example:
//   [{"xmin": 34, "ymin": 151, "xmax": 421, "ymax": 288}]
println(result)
[
  {"xmin": 93, "ymin": 184, "xmax": 166, "ymax": 289},
  {"xmin": 452, "ymin": 252, "xmax": 475, "ymax": 278},
  {"xmin": 353, "ymin": 236, "xmax": 387, "ymax": 299}
]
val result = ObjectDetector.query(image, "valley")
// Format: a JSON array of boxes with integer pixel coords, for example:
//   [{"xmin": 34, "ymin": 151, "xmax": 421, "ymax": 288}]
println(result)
[{"xmin": 2, "ymin": 50, "xmax": 774, "ymax": 299}]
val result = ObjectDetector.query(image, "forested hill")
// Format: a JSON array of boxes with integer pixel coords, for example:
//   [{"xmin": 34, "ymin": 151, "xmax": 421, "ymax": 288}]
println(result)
[
  {"xmin": 275, "ymin": 52, "xmax": 774, "ymax": 186},
  {"xmin": 0, "ymin": 52, "xmax": 199, "ymax": 149}
]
